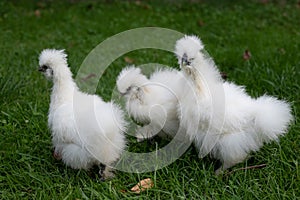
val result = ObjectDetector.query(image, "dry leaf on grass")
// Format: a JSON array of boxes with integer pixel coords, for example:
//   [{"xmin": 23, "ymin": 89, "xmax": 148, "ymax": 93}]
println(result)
[
  {"xmin": 34, "ymin": 10, "xmax": 41, "ymax": 17},
  {"xmin": 243, "ymin": 50, "xmax": 251, "ymax": 60},
  {"xmin": 130, "ymin": 178, "xmax": 154, "ymax": 193},
  {"xmin": 124, "ymin": 56, "xmax": 134, "ymax": 64}
]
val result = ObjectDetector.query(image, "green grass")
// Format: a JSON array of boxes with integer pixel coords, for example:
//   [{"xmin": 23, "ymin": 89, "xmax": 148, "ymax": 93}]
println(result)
[{"xmin": 1, "ymin": 0, "xmax": 299, "ymax": 199}]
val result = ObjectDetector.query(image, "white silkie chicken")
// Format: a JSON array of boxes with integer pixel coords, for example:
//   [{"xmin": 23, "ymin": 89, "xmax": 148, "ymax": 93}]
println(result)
[
  {"xmin": 175, "ymin": 36, "xmax": 293, "ymax": 174},
  {"xmin": 116, "ymin": 66, "xmax": 184, "ymax": 141},
  {"xmin": 38, "ymin": 49, "xmax": 127, "ymax": 180}
]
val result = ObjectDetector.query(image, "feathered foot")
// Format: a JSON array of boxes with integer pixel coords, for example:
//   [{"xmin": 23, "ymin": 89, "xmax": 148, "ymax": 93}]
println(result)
[{"xmin": 99, "ymin": 165, "xmax": 114, "ymax": 181}]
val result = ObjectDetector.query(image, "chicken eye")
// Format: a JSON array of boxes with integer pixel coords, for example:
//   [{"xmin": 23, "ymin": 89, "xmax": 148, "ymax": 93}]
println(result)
[
  {"xmin": 126, "ymin": 86, "xmax": 132, "ymax": 93},
  {"xmin": 42, "ymin": 65, "xmax": 48, "ymax": 70},
  {"xmin": 39, "ymin": 65, "xmax": 49, "ymax": 72}
]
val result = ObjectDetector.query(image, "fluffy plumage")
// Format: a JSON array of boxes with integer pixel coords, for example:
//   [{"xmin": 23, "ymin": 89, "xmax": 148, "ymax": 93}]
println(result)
[
  {"xmin": 175, "ymin": 36, "xmax": 293, "ymax": 174},
  {"xmin": 39, "ymin": 49, "xmax": 127, "ymax": 179},
  {"xmin": 116, "ymin": 66, "xmax": 184, "ymax": 141}
]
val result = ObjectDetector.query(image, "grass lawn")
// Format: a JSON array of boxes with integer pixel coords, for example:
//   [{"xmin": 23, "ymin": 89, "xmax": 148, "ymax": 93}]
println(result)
[{"xmin": 0, "ymin": 0, "xmax": 299, "ymax": 199}]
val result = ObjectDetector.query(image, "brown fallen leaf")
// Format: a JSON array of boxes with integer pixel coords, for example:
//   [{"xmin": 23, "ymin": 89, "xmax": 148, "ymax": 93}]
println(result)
[
  {"xmin": 130, "ymin": 178, "xmax": 154, "ymax": 193},
  {"xmin": 124, "ymin": 56, "xmax": 134, "ymax": 64},
  {"xmin": 34, "ymin": 10, "xmax": 41, "ymax": 17},
  {"xmin": 243, "ymin": 50, "xmax": 251, "ymax": 60}
]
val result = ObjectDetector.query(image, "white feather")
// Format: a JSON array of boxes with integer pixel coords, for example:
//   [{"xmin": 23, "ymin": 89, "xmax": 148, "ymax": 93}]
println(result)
[
  {"xmin": 39, "ymin": 49, "xmax": 127, "ymax": 179},
  {"xmin": 175, "ymin": 36, "xmax": 293, "ymax": 173},
  {"xmin": 116, "ymin": 66, "xmax": 184, "ymax": 141}
]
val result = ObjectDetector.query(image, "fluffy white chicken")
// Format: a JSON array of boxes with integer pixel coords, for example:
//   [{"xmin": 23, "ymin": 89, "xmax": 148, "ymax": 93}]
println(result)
[
  {"xmin": 38, "ymin": 49, "xmax": 127, "ymax": 180},
  {"xmin": 116, "ymin": 66, "xmax": 184, "ymax": 141},
  {"xmin": 175, "ymin": 36, "xmax": 293, "ymax": 174}
]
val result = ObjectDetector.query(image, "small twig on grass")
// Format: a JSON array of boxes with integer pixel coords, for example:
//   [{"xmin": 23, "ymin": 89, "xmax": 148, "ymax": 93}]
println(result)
[{"xmin": 225, "ymin": 164, "xmax": 267, "ymax": 176}]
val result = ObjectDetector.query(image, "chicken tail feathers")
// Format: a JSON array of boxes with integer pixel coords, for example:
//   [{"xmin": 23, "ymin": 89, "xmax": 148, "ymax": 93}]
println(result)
[{"xmin": 254, "ymin": 95, "xmax": 293, "ymax": 142}]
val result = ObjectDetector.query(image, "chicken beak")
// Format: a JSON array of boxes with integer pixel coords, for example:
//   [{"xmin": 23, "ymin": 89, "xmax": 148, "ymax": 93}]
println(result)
[
  {"xmin": 181, "ymin": 54, "xmax": 193, "ymax": 75},
  {"xmin": 181, "ymin": 53, "xmax": 191, "ymax": 67}
]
